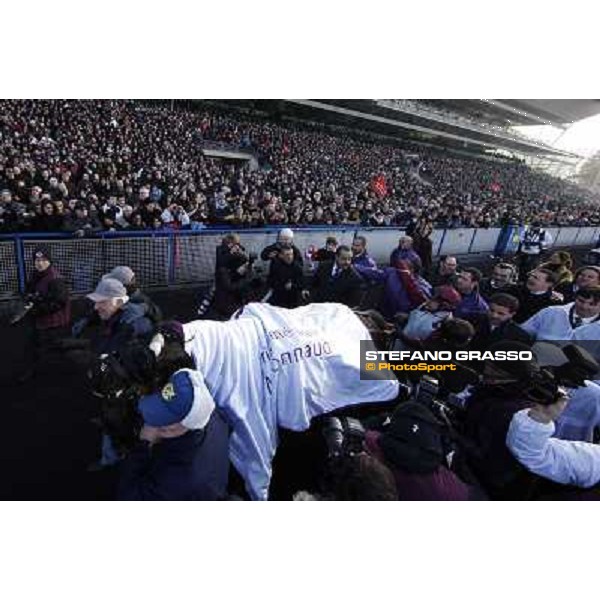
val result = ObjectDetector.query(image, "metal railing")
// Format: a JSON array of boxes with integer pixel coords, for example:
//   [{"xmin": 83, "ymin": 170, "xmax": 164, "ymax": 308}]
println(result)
[{"xmin": 1, "ymin": 225, "xmax": 598, "ymax": 299}]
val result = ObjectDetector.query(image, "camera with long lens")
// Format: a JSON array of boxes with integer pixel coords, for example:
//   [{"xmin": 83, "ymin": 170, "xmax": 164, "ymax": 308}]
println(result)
[
  {"xmin": 322, "ymin": 416, "xmax": 366, "ymax": 459},
  {"xmin": 525, "ymin": 344, "xmax": 599, "ymax": 405},
  {"xmin": 411, "ymin": 376, "xmax": 456, "ymax": 423}
]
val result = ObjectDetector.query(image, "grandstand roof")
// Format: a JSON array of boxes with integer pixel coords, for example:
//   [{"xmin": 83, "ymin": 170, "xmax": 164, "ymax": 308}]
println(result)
[
  {"xmin": 428, "ymin": 100, "xmax": 600, "ymax": 128},
  {"xmin": 283, "ymin": 100, "xmax": 581, "ymax": 159}
]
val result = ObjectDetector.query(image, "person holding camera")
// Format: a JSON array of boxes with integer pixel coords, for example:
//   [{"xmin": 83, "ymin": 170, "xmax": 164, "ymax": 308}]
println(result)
[
  {"xmin": 161, "ymin": 202, "xmax": 190, "ymax": 228},
  {"xmin": 117, "ymin": 368, "xmax": 230, "ymax": 500},
  {"xmin": 213, "ymin": 244, "xmax": 262, "ymax": 319},
  {"xmin": 260, "ymin": 228, "xmax": 303, "ymax": 267},
  {"xmin": 461, "ymin": 341, "xmax": 598, "ymax": 499},
  {"xmin": 506, "ymin": 394, "xmax": 600, "ymax": 491},
  {"xmin": 14, "ymin": 247, "xmax": 71, "ymax": 382}
]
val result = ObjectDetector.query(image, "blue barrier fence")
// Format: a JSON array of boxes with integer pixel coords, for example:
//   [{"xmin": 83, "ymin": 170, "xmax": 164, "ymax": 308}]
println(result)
[{"xmin": 1, "ymin": 225, "xmax": 598, "ymax": 299}]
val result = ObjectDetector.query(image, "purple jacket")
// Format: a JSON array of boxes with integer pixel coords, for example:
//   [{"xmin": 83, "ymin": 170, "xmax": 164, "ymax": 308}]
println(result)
[
  {"xmin": 365, "ymin": 431, "xmax": 472, "ymax": 501},
  {"xmin": 389, "ymin": 247, "xmax": 422, "ymax": 270},
  {"xmin": 454, "ymin": 290, "xmax": 489, "ymax": 322},
  {"xmin": 356, "ymin": 265, "xmax": 432, "ymax": 319},
  {"xmin": 352, "ymin": 252, "xmax": 377, "ymax": 270}
]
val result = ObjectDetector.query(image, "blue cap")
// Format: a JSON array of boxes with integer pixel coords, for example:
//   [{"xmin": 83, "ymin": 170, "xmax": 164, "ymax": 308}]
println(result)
[{"xmin": 138, "ymin": 369, "xmax": 215, "ymax": 430}]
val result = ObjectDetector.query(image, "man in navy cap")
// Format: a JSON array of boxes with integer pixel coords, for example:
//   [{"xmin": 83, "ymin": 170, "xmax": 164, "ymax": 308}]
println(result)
[
  {"xmin": 118, "ymin": 369, "xmax": 231, "ymax": 500},
  {"xmin": 14, "ymin": 247, "xmax": 71, "ymax": 382}
]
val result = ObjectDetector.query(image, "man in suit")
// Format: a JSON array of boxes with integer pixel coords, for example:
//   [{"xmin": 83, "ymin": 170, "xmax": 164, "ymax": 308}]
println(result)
[
  {"xmin": 470, "ymin": 293, "xmax": 533, "ymax": 353},
  {"xmin": 268, "ymin": 246, "xmax": 306, "ymax": 308},
  {"xmin": 310, "ymin": 245, "xmax": 364, "ymax": 308}
]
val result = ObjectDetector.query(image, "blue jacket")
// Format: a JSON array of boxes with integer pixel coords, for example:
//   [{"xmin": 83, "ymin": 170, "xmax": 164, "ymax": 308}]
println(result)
[
  {"xmin": 352, "ymin": 252, "xmax": 377, "ymax": 270},
  {"xmin": 92, "ymin": 301, "xmax": 154, "ymax": 354},
  {"xmin": 117, "ymin": 411, "xmax": 231, "ymax": 500}
]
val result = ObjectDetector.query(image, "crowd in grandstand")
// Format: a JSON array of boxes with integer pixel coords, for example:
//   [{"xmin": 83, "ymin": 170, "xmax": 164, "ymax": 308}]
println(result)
[
  {"xmin": 2, "ymin": 100, "xmax": 600, "ymax": 236},
  {"xmin": 12, "ymin": 222, "xmax": 600, "ymax": 501}
]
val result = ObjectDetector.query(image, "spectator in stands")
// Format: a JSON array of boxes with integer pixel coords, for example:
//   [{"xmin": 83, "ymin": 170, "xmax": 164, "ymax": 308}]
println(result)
[
  {"xmin": 31, "ymin": 200, "xmax": 64, "ymax": 232},
  {"xmin": 453, "ymin": 267, "xmax": 489, "ymax": 323},
  {"xmin": 479, "ymin": 262, "xmax": 518, "ymax": 302},
  {"xmin": 0, "ymin": 189, "xmax": 24, "ymax": 232},
  {"xmin": 2, "ymin": 100, "xmax": 600, "ymax": 237},
  {"xmin": 87, "ymin": 277, "xmax": 154, "ymax": 355},
  {"xmin": 16, "ymin": 247, "xmax": 71, "ymax": 382},
  {"xmin": 118, "ymin": 369, "xmax": 230, "ymax": 500},
  {"xmin": 351, "ymin": 235, "xmax": 377, "ymax": 269},
  {"xmin": 389, "ymin": 236, "xmax": 422, "ymax": 270},
  {"xmin": 313, "ymin": 236, "xmax": 338, "ymax": 262},
  {"xmin": 63, "ymin": 203, "xmax": 102, "ymax": 237},
  {"xmin": 355, "ymin": 259, "xmax": 432, "ymax": 320},
  {"xmin": 512, "ymin": 268, "xmax": 560, "ymax": 324},
  {"xmin": 310, "ymin": 245, "xmax": 364, "ymax": 308},
  {"xmin": 556, "ymin": 266, "xmax": 600, "ymax": 303},
  {"xmin": 469, "ymin": 293, "xmax": 532, "ymax": 353},
  {"xmin": 260, "ymin": 228, "xmax": 303, "ymax": 266},
  {"xmin": 267, "ymin": 246, "xmax": 306, "ymax": 308},
  {"xmin": 429, "ymin": 255, "xmax": 458, "ymax": 289},
  {"xmin": 161, "ymin": 203, "xmax": 191, "ymax": 229}
]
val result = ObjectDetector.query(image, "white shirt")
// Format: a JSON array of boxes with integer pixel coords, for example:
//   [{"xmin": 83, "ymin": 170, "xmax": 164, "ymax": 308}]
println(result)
[
  {"xmin": 182, "ymin": 303, "xmax": 399, "ymax": 499},
  {"xmin": 507, "ymin": 409, "xmax": 600, "ymax": 488},
  {"xmin": 522, "ymin": 302, "xmax": 600, "ymax": 342}
]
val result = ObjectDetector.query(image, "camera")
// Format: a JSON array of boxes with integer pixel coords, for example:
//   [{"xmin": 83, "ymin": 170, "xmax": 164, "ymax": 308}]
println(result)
[
  {"xmin": 322, "ymin": 416, "xmax": 366, "ymax": 459},
  {"xmin": 523, "ymin": 344, "xmax": 598, "ymax": 405}
]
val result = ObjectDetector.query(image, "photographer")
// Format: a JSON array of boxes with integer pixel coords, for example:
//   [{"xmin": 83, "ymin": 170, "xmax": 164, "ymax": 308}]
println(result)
[
  {"xmin": 213, "ymin": 244, "xmax": 262, "ymax": 319},
  {"xmin": 260, "ymin": 228, "xmax": 303, "ymax": 267},
  {"xmin": 15, "ymin": 248, "xmax": 71, "ymax": 382},
  {"xmin": 462, "ymin": 341, "xmax": 598, "ymax": 499},
  {"xmin": 506, "ymin": 396, "xmax": 600, "ymax": 490},
  {"xmin": 118, "ymin": 368, "xmax": 230, "ymax": 500}
]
